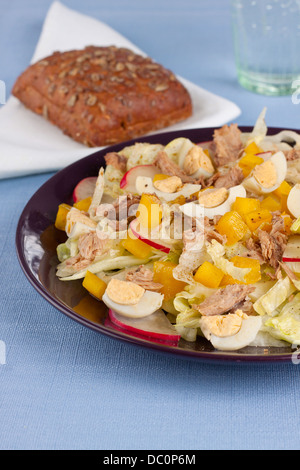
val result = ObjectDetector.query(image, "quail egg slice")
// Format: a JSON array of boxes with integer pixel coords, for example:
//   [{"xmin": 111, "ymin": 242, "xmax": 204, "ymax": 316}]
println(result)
[
  {"xmin": 164, "ymin": 137, "xmax": 215, "ymax": 179},
  {"xmin": 164, "ymin": 137, "xmax": 195, "ymax": 163},
  {"xmin": 200, "ymin": 313, "xmax": 262, "ymax": 351},
  {"xmin": 287, "ymin": 183, "xmax": 300, "ymax": 219},
  {"xmin": 242, "ymin": 151, "xmax": 287, "ymax": 195},
  {"xmin": 135, "ymin": 176, "xmax": 201, "ymax": 202},
  {"xmin": 179, "ymin": 184, "xmax": 246, "ymax": 219},
  {"xmin": 102, "ymin": 278, "xmax": 164, "ymax": 319},
  {"xmin": 182, "ymin": 145, "xmax": 215, "ymax": 179}
]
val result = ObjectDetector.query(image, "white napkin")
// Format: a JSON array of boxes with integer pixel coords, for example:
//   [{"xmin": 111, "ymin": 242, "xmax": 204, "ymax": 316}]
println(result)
[{"xmin": 0, "ymin": 1, "xmax": 241, "ymax": 180}]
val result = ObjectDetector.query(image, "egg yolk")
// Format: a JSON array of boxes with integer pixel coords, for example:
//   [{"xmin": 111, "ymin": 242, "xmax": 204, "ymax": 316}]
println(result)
[
  {"xmin": 183, "ymin": 146, "xmax": 214, "ymax": 176},
  {"xmin": 198, "ymin": 188, "xmax": 228, "ymax": 208},
  {"xmin": 106, "ymin": 279, "xmax": 145, "ymax": 305},
  {"xmin": 253, "ymin": 160, "xmax": 277, "ymax": 189}
]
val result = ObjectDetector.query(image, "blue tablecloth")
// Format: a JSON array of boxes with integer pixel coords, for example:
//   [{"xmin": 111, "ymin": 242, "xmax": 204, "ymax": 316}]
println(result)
[{"xmin": 1, "ymin": 0, "xmax": 300, "ymax": 451}]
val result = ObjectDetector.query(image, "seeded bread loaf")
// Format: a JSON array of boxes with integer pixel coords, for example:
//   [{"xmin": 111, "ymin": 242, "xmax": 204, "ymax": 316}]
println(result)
[{"xmin": 12, "ymin": 46, "xmax": 193, "ymax": 147}]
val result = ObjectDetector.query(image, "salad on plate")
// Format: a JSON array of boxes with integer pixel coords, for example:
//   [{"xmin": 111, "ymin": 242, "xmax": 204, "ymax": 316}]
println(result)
[{"xmin": 54, "ymin": 109, "xmax": 300, "ymax": 351}]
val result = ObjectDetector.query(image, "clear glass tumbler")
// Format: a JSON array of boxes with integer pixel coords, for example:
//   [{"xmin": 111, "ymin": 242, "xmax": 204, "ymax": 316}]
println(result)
[{"xmin": 231, "ymin": 0, "xmax": 300, "ymax": 95}]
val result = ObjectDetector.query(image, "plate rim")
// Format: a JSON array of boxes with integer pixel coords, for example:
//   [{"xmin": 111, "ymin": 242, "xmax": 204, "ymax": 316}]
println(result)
[{"xmin": 15, "ymin": 126, "xmax": 300, "ymax": 364}]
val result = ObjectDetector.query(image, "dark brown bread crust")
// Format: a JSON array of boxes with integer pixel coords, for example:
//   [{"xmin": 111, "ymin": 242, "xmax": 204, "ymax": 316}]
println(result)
[{"xmin": 12, "ymin": 46, "xmax": 193, "ymax": 147}]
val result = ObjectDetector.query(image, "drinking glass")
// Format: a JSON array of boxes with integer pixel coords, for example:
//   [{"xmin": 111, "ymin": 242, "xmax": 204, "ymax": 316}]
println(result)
[{"xmin": 231, "ymin": 0, "xmax": 300, "ymax": 95}]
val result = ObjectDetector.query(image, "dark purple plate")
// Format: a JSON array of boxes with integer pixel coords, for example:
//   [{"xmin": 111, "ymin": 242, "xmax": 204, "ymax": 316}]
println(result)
[{"xmin": 15, "ymin": 127, "xmax": 298, "ymax": 363}]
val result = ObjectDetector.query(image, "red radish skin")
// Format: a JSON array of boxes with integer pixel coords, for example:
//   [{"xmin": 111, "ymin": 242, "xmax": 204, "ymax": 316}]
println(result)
[
  {"xmin": 73, "ymin": 176, "xmax": 97, "ymax": 202},
  {"xmin": 282, "ymin": 258, "xmax": 300, "ymax": 263},
  {"xmin": 120, "ymin": 165, "xmax": 158, "ymax": 192},
  {"xmin": 255, "ymin": 152, "xmax": 273, "ymax": 158},
  {"xmin": 196, "ymin": 140, "xmax": 212, "ymax": 148},
  {"xmin": 107, "ymin": 309, "xmax": 180, "ymax": 345},
  {"xmin": 104, "ymin": 318, "xmax": 179, "ymax": 346},
  {"xmin": 129, "ymin": 219, "xmax": 171, "ymax": 254}
]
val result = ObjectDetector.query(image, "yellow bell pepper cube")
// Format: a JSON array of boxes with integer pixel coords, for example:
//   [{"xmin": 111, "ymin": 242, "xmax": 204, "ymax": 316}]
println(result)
[
  {"xmin": 273, "ymin": 180, "xmax": 292, "ymax": 199},
  {"xmin": 238, "ymin": 153, "xmax": 264, "ymax": 177},
  {"xmin": 231, "ymin": 197, "xmax": 261, "ymax": 220},
  {"xmin": 244, "ymin": 142, "xmax": 264, "ymax": 155},
  {"xmin": 73, "ymin": 196, "xmax": 92, "ymax": 212},
  {"xmin": 153, "ymin": 261, "xmax": 187, "ymax": 301},
  {"xmin": 220, "ymin": 257, "xmax": 261, "ymax": 286},
  {"xmin": 281, "ymin": 213, "xmax": 293, "ymax": 234},
  {"xmin": 203, "ymin": 148, "xmax": 211, "ymax": 158},
  {"xmin": 220, "ymin": 274, "xmax": 242, "ymax": 287},
  {"xmin": 194, "ymin": 261, "xmax": 224, "ymax": 288},
  {"xmin": 272, "ymin": 181, "xmax": 292, "ymax": 212},
  {"xmin": 230, "ymin": 256, "xmax": 261, "ymax": 284},
  {"xmin": 260, "ymin": 195, "xmax": 281, "ymax": 212},
  {"xmin": 136, "ymin": 193, "xmax": 163, "ymax": 230},
  {"xmin": 216, "ymin": 211, "xmax": 249, "ymax": 246},
  {"xmin": 244, "ymin": 209, "xmax": 273, "ymax": 232},
  {"xmin": 171, "ymin": 195, "xmax": 187, "ymax": 206},
  {"xmin": 153, "ymin": 174, "xmax": 169, "ymax": 183},
  {"xmin": 82, "ymin": 271, "xmax": 107, "ymax": 300},
  {"xmin": 121, "ymin": 230, "xmax": 153, "ymax": 259},
  {"xmin": 54, "ymin": 203, "xmax": 72, "ymax": 231}
]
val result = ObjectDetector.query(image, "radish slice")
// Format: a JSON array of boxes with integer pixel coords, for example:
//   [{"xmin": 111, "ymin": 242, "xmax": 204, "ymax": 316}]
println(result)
[
  {"xmin": 120, "ymin": 165, "xmax": 158, "ymax": 193},
  {"xmin": 255, "ymin": 151, "xmax": 273, "ymax": 159},
  {"xmin": 107, "ymin": 309, "xmax": 181, "ymax": 345},
  {"xmin": 282, "ymin": 235, "xmax": 300, "ymax": 273},
  {"xmin": 73, "ymin": 176, "xmax": 97, "ymax": 202},
  {"xmin": 282, "ymin": 258, "xmax": 300, "ymax": 263},
  {"xmin": 129, "ymin": 219, "xmax": 171, "ymax": 254}
]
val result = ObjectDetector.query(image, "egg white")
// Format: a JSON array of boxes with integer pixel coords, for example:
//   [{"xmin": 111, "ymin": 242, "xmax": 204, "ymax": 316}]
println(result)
[
  {"xmin": 242, "ymin": 151, "xmax": 287, "ymax": 195},
  {"xmin": 287, "ymin": 184, "xmax": 300, "ymax": 219},
  {"xmin": 164, "ymin": 137, "xmax": 214, "ymax": 179},
  {"xmin": 179, "ymin": 185, "xmax": 246, "ymax": 219},
  {"xmin": 135, "ymin": 176, "xmax": 201, "ymax": 202},
  {"xmin": 164, "ymin": 137, "xmax": 195, "ymax": 164},
  {"xmin": 200, "ymin": 315, "xmax": 262, "ymax": 351},
  {"xmin": 102, "ymin": 290, "xmax": 164, "ymax": 319}
]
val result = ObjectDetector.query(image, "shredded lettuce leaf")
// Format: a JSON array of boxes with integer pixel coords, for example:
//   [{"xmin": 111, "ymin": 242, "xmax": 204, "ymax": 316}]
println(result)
[
  {"xmin": 103, "ymin": 165, "xmax": 124, "ymax": 199},
  {"xmin": 253, "ymin": 276, "xmax": 296, "ymax": 317},
  {"xmin": 245, "ymin": 107, "xmax": 268, "ymax": 146},
  {"xmin": 291, "ymin": 217, "xmax": 300, "ymax": 234},
  {"xmin": 249, "ymin": 329, "xmax": 288, "ymax": 348},
  {"xmin": 248, "ymin": 279, "xmax": 276, "ymax": 303},
  {"xmin": 56, "ymin": 238, "xmax": 79, "ymax": 262},
  {"xmin": 173, "ymin": 282, "xmax": 217, "ymax": 331},
  {"xmin": 264, "ymin": 293, "xmax": 300, "ymax": 345},
  {"xmin": 206, "ymin": 240, "xmax": 250, "ymax": 282},
  {"xmin": 56, "ymin": 243, "xmax": 71, "ymax": 262},
  {"xmin": 175, "ymin": 324, "xmax": 198, "ymax": 342},
  {"xmin": 88, "ymin": 167, "xmax": 105, "ymax": 219},
  {"xmin": 120, "ymin": 143, "xmax": 164, "ymax": 169},
  {"xmin": 224, "ymin": 242, "xmax": 249, "ymax": 259},
  {"xmin": 162, "ymin": 298, "xmax": 178, "ymax": 316},
  {"xmin": 58, "ymin": 254, "xmax": 154, "ymax": 281}
]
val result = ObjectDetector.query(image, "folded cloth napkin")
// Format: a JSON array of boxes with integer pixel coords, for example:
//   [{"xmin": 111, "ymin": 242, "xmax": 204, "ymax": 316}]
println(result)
[{"xmin": 0, "ymin": 1, "xmax": 241, "ymax": 180}]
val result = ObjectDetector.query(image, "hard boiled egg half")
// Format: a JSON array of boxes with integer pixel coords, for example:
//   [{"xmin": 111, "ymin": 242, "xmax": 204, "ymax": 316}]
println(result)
[
  {"xmin": 164, "ymin": 137, "xmax": 215, "ymax": 179},
  {"xmin": 287, "ymin": 183, "xmax": 300, "ymax": 219},
  {"xmin": 179, "ymin": 185, "xmax": 246, "ymax": 219},
  {"xmin": 242, "ymin": 151, "xmax": 287, "ymax": 195},
  {"xmin": 102, "ymin": 278, "xmax": 164, "ymax": 318},
  {"xmin": 199, "ymin": 311, "xmax": 262, "ymax": 351}
]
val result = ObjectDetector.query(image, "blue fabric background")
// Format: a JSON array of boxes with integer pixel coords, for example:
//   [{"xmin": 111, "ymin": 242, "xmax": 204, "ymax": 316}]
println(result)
[{"xmin": 1, "ymin": 0, "xmax": 300, "ymax": 450}]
